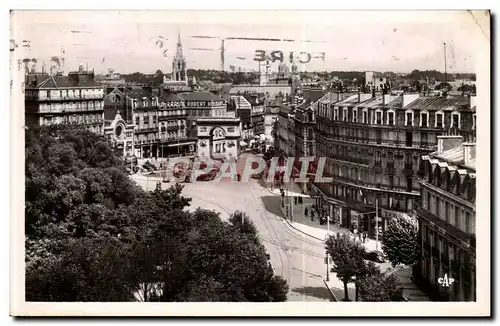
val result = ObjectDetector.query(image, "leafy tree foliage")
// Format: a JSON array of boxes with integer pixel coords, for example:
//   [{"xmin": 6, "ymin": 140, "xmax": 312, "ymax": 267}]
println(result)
[
  {"xmin": 382, "ymin": 214, "xmax": 420, "ymax": 268},
  {"xmin": 25, "ymin": 124, "xmax": 287, "ymax": 302},
  {"xmin": 357, "ymin": 262, "xmax": 404, "ymax": 302},
  {"xmin": 326, "ymin": 233, "xmax": 367, "ymax": 301}
]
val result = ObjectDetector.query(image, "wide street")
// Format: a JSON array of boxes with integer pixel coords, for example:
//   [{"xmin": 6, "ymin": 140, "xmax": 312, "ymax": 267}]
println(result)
[{"xmin": 131, "ymin": 152, "xmax": 336, "ymax": 302}]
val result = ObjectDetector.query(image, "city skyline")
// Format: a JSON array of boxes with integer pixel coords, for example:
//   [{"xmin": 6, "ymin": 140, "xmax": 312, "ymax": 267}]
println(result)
[{"xmin": 12, "ymin": 10, "xmax": 486, "ymax": 75}]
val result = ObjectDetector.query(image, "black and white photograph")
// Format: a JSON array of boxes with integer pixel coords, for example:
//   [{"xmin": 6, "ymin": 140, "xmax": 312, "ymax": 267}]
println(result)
[{"xmin": 9, "ymin": 9, "xmax": 490, "ymax": 316}]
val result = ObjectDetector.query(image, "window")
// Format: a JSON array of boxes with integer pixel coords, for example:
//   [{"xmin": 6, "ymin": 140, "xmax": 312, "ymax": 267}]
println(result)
[
  {"xmin": 388, "ymin": 175, "xmax": 394, "ymax": 188},
  {"xmin": 407, "ymin": 177, "xmax": 413, "ymax": 192},
  {"xmin": 436, "ymin": 196, "xmax": 441, "ymax": 217},
  {"xmin": 387, "ymin": 111, "xmax": 395, "ymax": 125},
  {"xmin": 405, "ymin": 110, "xmax": 414, "ymax": 126},
  {"xmin": 135, "ymin": 117, "xmax": 139, "ymax": 125},
  {"xmin": 363, "ymin": 110, "xmax": 368, "ymax": 123},
  {"xmin": 451, "ymin": 112, "xmax": 461, "ymax": 129},
  {"xmin": 427, "ymin": 192, "xmax": 431, "ymax": 211},
  {"xmin": 353, "ymin": 109, "xmax": 358, "ymax": 123},
  {"xmin": 455, "ymin": 206, "xmax": 460, "ymax": 229},
  {"xmin": 376, "ymin": 111, "xmax": 382, "ymax": 125},
  {"xmin": 435, "ymin": 112, "xmax": 444, "ymax": 128},
  {"xmin": 307, "ymin": 128, "xmax": 313, "ymax": 139},
  {"xmin": 406, "ymin": 131, "xmax": 413, "ymax": 147},
  {"xmin": 343, "ymin": 108, "xmax": 348, "ymax": 122},
  {"xmin": 420, "ymin": 112, "xmax": 428, "ymax": 127},
  {"xmin": 465, "ymin": 211, "xmax": 471, "ymax": 233},
  {"xmin": 334, "ymin": 108, "xmax": 338, "ymax": 120},
  {"xmin": 376, "ymin": 129, "xmax": 382, "ymax": 144}
]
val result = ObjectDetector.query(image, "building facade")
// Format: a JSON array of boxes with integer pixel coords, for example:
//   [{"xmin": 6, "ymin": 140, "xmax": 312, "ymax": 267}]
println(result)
[
  {"xmin": 104, "ymin": 86, "xmax": 160, "ymax": 158},
  {"xmin": 157, "ymin": 93, "xmax": 192, "ymax": 157},
  {"xmin": 178, "ymin": 91, "xmax": 241, "ymax": 159},
  {"xmin": 313, "ymin": 92, "xmax": 476, "ymax": 238},
  {"xmin": 415, "ymin": 136, "xmax": 476, "ymax": 301},
  {"xmin": 103, "ymin": 111, "xmax": 135, "ymax": 157},
  {"xmin": 230, "ymin": 95, "xmax": 253, "ymax": 140},
  {"xmin": 25, "ymin": 66, "xmax": 105, "ymax": 134}
]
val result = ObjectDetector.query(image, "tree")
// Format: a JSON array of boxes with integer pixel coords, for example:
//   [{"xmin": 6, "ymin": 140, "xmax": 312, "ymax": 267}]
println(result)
[
  {"xmin": 25, "ymin": 124, "xmax": 289, "ymax": 302},
  {"xmin": 382, "ymin": 214, "xmax": 420, "ymax": 267},
  {"xmin": 326, "ymin": 233, "xmax": 367, "ymax": 301},
  {"xmin": 357, "ymin": 262, "xmax": 404, "ymax": 302}
]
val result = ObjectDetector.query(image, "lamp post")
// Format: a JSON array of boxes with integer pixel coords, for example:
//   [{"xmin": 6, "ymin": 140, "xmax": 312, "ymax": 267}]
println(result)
[{"xmin": 325, "ymin": 249, "xmax": 330, "ymax": 282}]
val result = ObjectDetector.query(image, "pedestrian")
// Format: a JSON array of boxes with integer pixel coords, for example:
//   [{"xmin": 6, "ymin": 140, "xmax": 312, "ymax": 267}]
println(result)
[
  {"xmin": 363, "ymin": 232, "xmax": 367, "ymax": 243},
  {"xmin": 353, "ymin": 228, "xmax": 358, "ymax": 241},
  {"xmin": 304, "ymin": 207, "xmax": 308, "ymax": 216}
]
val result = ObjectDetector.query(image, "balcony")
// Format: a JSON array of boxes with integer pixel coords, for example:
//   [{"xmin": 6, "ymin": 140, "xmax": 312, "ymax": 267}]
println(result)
[
  {"xmin": 135, "ymin": 127, "xmax": 158, "ymax": 134},
  {"xmin": 403, "ymin": 163, "xmax": 414, "ymax": 174},
  {"xmin": 167, "ymin": 125, "xmax": 180, "ymax": 131}
]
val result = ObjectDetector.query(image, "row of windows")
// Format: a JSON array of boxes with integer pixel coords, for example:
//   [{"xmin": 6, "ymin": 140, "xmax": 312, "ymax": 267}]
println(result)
[
  {"xmin": 41, "ymin": 115, "xmax": 103, "ymax": 127},
  {"xmin": 39, "ymin": 101, "xmax": 103, "ymax": 113},
  {"xmin": 318, "ymin": 106, "xmax": 474, "ymax": 129},
  {"xmin": 324, "ymin": 160, "xmax": 416, "ymax": 193},
  {"xmin": 421, "ymin": 188, "xmax": 474, "ymax": 234},
  {"xmin": 317, "ymin": 182, "xmax": 413, "ymax": 211},
  {"xmin": 158, "ymin": 109, "xmax": 185, "ymax": 117},
  {"xmin": 38, "ymin": 89, "xmax": 104, "ymax": 100},
  {"xmin": 420, "ymin": 160, "xmax": 476, "ymax": 202}
]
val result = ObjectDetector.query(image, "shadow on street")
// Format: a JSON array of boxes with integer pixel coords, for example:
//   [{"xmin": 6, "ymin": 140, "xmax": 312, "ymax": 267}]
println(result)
[
  {"xmin": 260, "ymin": 195, "xmax": 285, "ymax": 217},
  {"xmin": 291, "ymin": 286, "xmax": 335, "ymax": 301}
]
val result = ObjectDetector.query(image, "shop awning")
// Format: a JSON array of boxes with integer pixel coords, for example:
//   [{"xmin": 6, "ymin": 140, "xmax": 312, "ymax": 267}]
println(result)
[{"xmin": 168, "ymin": 141, "xmax": 196, "ymax": 147}]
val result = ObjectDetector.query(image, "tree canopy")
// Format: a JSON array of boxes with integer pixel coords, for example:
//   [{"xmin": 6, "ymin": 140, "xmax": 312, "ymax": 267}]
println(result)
[
  {"xmin": 25, "ymin": 124, "xmax": 288, "ymax": 302},
  {"xmin": 382, "ymin": 214, "xmax": 420, "ymax": 268}
]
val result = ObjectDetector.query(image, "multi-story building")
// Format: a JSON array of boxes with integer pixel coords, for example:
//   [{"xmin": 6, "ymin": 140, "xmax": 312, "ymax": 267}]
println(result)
[
  {"xmin": 25, "ymin": 65, "xmax": 105, "ymax": 134},
  {"xmin": 242, "ymin": 93, "xmax": 266, "ymax": 137},
  {"xmin": 293, "ymin": 88, "xmax": 326, "ymax": 158},
  {"xmin": 178, "ymin": 91, "xmax": 241, "ymax": 159},
  {"xmin": 157, "ymin": 93, "xmax": 192, "ymax": 156},
  {"xmin": 275, "ymin": 104, "xmax": 295, "ymax": 157},
  {"xmin": 415, "ymin": 136, "xmax": 476, "ymax": 301},
  {"xmin": 230, "ymin": 94, "xmax": 253, "ymax": 140},
  {"xmin": 313, "ymin": 92, "xmax": 476, "ymax": 237}
]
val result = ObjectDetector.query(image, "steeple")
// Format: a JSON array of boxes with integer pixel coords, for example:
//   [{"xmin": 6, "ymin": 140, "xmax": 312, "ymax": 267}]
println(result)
[
  {"xmin": 172, "ymin": 31, "xmax": 188, "ymax": 85},
  {"xmin": 176, "ymin": 31, "xmax": 183, "ymax": 58}
]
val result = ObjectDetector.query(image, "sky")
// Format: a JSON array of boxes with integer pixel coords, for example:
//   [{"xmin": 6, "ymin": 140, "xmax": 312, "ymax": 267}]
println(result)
[{"xmin": 11, "ymin": 10, "xmax": 489, "ymax": 75}]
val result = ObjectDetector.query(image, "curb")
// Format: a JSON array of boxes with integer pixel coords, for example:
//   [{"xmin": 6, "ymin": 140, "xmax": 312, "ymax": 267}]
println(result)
[
  {"xmin": 322, "ymin": 278, "xmax": 339, "ymax": 302},
  {"xmin": 282, "ymin": 218, "xmax": 324, "ymax": 242}
]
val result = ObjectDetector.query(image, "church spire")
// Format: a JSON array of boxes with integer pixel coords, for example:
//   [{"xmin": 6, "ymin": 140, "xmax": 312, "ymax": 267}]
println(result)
[
  {"xmin": 172, "ymin": 30, "xmax": 187, "ymax": 85},
  {"xmin": 176, "ymin": 31, "xmax": 184, "ymax": 58}
]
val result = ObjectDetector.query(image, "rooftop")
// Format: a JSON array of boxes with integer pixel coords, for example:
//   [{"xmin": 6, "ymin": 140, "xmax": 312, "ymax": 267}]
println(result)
[
  {"xmin": 123, "ymin": 88, "xmax": 154, "ymax": 100},
  {"xmin": 27, "ymin": 73, "xmax": 102, "ymax": 89},
  {"xmin": 402, "ymin": 96, "xmax": 470, "ymax": 112},
  {"xmin": 158, "ymin": 93, "xmax": 182, "ymax": 102},
  {"xmin": 177, "ymin": 91, "xmax": 223, "ymax": 102}
]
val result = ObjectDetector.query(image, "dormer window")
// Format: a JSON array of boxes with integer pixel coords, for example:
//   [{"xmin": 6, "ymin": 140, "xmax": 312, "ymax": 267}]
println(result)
[
  {"xmin": 405, "ymin": 110, "xmax": 414, "ymax": 126},
  {"xmin": 435, "ymin": 111, "xmax": 444, "ymax": 128},
  {"xmin": 353, "ymin": 108, "xmax": 358, "ymax": 123},
  {"xmin": 451, "ymin": 112, "xmax": 461, "ymax": 129},
  {"xmin": 420, "ymin": 111, "xmax": 429, "ymax": 127},
  {"xmin": 343, "ymin": 108, "xmax": 348, "ymax": 122},
  {"xmin": 387, "ymin": 110, "xmax": 395, "ymax": 125},
  {"xmin": 376, "ymin": 110, "xmax": 383, "ymax": 125},
  {"xmin": 363, "ymin": 110, "xmax": 368, "ymax": 124},
  {"xmin": 334, "ymin": 108, "xmax": 338, "ymax": 120}
]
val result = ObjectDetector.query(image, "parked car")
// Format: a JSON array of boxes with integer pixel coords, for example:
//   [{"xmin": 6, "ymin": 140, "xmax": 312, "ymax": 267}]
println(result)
[{"xmin": 364, "ymin": 250, "xmax": 386, "ymax": 263}]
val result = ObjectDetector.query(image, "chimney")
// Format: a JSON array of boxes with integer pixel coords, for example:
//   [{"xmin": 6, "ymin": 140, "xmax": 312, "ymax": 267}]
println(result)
[
  {"xmin": 437, "ymin": 135, "xmax": 463, "ymax": 154},
  {"xmin": 358, "ymin": 92, "xmax": 372, "ymax": 102},
  {"xmin": 402, "ymin": 93, "xmax": 420, "ymax": 108},
  {"xmin": 469, "ymin": 95, "xmax": 477, "ymax": 110},
  {"xmin": 463, "ymin": 143, "xmax": 476, "ymax": 166},
  {"xmin": 383, "ymin": 94, "xmax": 396, "ymax": 105}
]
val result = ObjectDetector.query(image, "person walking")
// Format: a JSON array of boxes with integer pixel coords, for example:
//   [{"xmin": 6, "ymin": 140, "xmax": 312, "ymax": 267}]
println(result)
[
  {"xmin": 363, "ymin": 232, "xmax": 367, "ymax": 243},
  {"xmin": 353, "ymin": 227, "xmax": 359, "ymax": 242}
]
